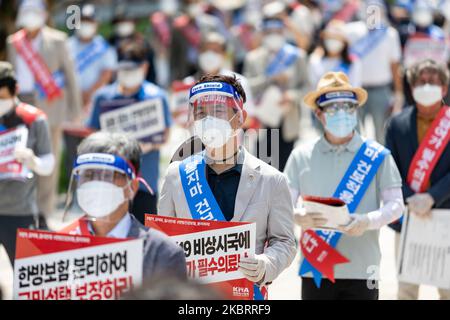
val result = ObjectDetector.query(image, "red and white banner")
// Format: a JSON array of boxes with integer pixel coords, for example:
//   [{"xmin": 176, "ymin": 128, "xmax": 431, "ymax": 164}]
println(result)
[
  {"xmin": 145, "ymin": 215, "xmax": 258, "ymax": 300},
  {"xmin": 13, "ymin": 229, "xmax": 143, "ymax": 300},
  {"xmin": 407, "ymin": 106, "xmax": 450, "ymax": 193},
  {"xmin": 11, "ymin": 30, "xmax": 62, "ymax": 101},
  {"xmin": 0, "ymin": 125, "xmax": 28, "ymax": 180}
]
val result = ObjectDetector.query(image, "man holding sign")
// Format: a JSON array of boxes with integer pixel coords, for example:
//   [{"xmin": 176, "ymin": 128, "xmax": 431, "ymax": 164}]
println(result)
[
  {"xmin": 158, "ymin": 74, "xmax": 297, "ymax": 298},
  {"xmin": 385, "ymin": 59, "xmax": 450, "ymax": 300},
  {"xmin": 284, "ymin": 72, "xmax": 404, "ymax": 299},
  {"xmin": 0, "ymin": 62, "xmax": 54, "ymax": 267},
  {"xmin": 87, "ymin": 42, "xmax": 172, "ymax": 222}
]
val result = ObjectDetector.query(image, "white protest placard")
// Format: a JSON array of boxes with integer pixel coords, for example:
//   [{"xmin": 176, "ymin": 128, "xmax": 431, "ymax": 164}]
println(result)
[
  {"xmin": 0, "ymin": 125, "xmax": 29, "ymax": 180},
  {"xmin": 14, "ymin": 229, "xmax": 143, "ymax": 300},
  {"xmin": 99, "ymin": 98, "xmax": 166, "ymax": 142},
  {"xmin": 404, "ymin": 37, "xmax": 449, "ymax": 68},
  {"xmin": 398, "ymin": 210, "xmax": 450, "ymax": 289}
]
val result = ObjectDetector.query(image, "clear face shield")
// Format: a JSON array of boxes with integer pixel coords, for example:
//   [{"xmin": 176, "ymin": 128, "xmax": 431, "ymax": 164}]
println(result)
[
  {"xmin": 63, "ymin": 153, "xmax": 137, "ymax": 225},
  {"xmin": 187, "ymin": 82, "xmax": 245, "ymax": 151}
]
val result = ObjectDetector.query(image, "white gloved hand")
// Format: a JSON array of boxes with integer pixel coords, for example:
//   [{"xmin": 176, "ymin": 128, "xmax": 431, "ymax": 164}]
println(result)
[
  {"xmin": 406, "ymin": 193, "xmax": 434, "ymax": 217},
  {"xmin": 238, "ymin": 254, "xmax": 269, "ymax": 283},
  {"xmin": 14, "ymin": 147, "xmax": 38, "ymax": 171},
  {"xmin": 392, "ymin": 91, "xmax": 405, "ymax": 115},
  {"xmin": 293, "ymin": 208, "xmax": 328, "ymax": 230},
  {"xmin": 338, "ymin": 214, "xmax": 370, "ymax": 237}
]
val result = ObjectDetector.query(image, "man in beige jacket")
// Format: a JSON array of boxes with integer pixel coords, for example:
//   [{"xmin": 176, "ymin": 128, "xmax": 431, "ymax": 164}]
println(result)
[
  {"xmin": 158, "ymin": 74, "xmax": 296, "ymax": 291},
  {"xmin": 6, "ymin": 0, "xmax": 82, "ymax": 218}
]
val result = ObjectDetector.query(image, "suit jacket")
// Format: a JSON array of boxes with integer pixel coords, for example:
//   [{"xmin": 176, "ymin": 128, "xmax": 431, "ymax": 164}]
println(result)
[
  {"xmin": 158, "ymin": 147, "xmax": 297, "ymax": 284},
  {"xmin": 385, "ymin": 106, "xmax": 450, "ymax": 231},
  {"xmin": 127, "ymin": 214, "xmax": 187, "ymax": 280},
  {"xmin": 7, "ymin": 26, "xmax": 82, "ymax": 126},
  {"xmin": 243, "ymin": 46, "xmax": 310, "ymax": 141}
]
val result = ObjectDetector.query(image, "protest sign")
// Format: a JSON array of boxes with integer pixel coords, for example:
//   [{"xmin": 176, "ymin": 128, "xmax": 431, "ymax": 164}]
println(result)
[
  {"xmin": 99, "ymin": 98, "xmax": 166, "ymax": 143},
  {"xmin": 14, "ymin": 229, "xmax": 143, "ymax": 300},
  {"xmin": 0, "ymin": 125, "xmax": 29, "ymax": 180},
  {"xmin": 398, "ymin": 210, "xmax": 450, "ymax": 289},
  {"xmin": 145, "ymin": 215, "xmax": 258, "ymax": 299}
]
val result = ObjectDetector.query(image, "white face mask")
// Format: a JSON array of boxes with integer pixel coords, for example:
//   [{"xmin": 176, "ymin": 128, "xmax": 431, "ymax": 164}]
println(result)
[
  {"xmin": 115, "ymin": 22, "xmax": 135, "ymax": 38},
  {"xmin": 0, "ymin": 99, "xmax": 14, "ymax": 117},
  {"xmin": 76, "ymin": 181, "xmax": 128, "ymax": 218},
  {"xmin": 18, "ymin": 11, "xmax": 46, "ymax": 31},
  {"xmin": 412, "ymin": 9, "xmax": 434, "ymax": 28},
  {"xmin": 263, "ymin": 33, "xmax": 285, "ymax": 52},
  {"xmin": 324, "ymin": 39, "xmax": 345, "ymax": 54},
  {"xmin": 193, "ymin": 116, "xmax": 234, "ymax": 149},
  {"xmin": 117, "ymin": 68, "xmax": 145, "ymax": 88},
  {"xmin": 413, "ymin": 84, "xmax": 443, "ymax": 107},
  {"xmin": 77, "ymin": 22, "xmax": 97, "ymax": 40},
  {"xmin": 199, "ymin": 51, "xmax": 224, "ymax": 73}
]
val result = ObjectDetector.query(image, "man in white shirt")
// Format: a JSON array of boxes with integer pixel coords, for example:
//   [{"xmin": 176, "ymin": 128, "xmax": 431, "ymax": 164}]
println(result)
[{"xmin": 345, "ymin": 0, "xmax": 404, "ymax": 144}]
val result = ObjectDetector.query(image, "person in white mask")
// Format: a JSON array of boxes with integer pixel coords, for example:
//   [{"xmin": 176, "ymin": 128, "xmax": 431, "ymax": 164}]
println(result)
[
  {"xmin": 110, "ymin": 7, "xmax": 158, "ymax": 84},
  {"xmin": 243, "ymin": 15, "xmax": 309, "ymax": 171},
  {"xmin": 61, "ymin": 131, "xmax": 187, "ymax": 281},
  {"xmin": 284, "ymin": 72, "xmax": 404, "ymax": 300},
  {"xmin": 159, "ymin": 74, "xmax": 296, "ymax": 296},
  {"xmin": 385, "ymin": 59, "xmax": 450, "ymax": 300},
  {"xmin": 0, "ymin": 62, "xmax": 54, "ymax": 267},
  {"xmin": 65, "ymin": 4, "xmax": 118, "ymax": 188},
  {"xmin": 86, "ymin": 42, "xmax": 172, "ymax": 225},
  {"xmin": 193, "ymin": 32, "xmax": 255, "ymax": 128},
  {"xmin": 7, "ymin": 0, "xmax": 82, "ymax": 218}
]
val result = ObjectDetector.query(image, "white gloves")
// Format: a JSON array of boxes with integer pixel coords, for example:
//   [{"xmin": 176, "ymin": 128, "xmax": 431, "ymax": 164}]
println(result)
[
  {"xmin": 14, "ymin": 147, "xmax": 38, "ymax": 171},
  {"xmin": 238, "ymin": 254, "xmax": 269, "ymax": 283},
  {"xmin": 293, "ymin": 208, "xmax": 328, "ymax": 230},
  {"xmin": 338, "ymin": 214, "xmax": 370, "ymax": 237},
  {"xmin": 406, "ymin": 193, "xmax": 434, "ymax": 218}
]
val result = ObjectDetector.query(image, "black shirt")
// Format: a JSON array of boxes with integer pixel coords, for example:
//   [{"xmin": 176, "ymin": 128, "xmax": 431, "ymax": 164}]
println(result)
[{"xmin": 206, "ymin": 163, "xmax": 242, "ymax": 222}]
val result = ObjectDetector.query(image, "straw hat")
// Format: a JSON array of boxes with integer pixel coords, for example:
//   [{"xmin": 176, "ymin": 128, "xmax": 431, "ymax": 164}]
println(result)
[{"xmin": 303, "ymin": 72, "xmax": 368, "ymax": 110}]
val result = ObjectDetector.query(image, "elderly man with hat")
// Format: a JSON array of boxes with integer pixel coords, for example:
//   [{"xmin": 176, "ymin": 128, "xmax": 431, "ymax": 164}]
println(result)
[{"xmin": 283, "ymin": 71, "xmax": 405, "ymax": 300}]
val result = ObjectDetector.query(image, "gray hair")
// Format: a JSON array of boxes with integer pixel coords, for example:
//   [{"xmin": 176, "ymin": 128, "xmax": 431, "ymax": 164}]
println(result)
[
  {"xmin": 78, "ymin": 132, "xmax": 141, "ymax": 172},
  {"xmin": 407, "ymin": 59, "xmax": 450, "ymax": 86}
]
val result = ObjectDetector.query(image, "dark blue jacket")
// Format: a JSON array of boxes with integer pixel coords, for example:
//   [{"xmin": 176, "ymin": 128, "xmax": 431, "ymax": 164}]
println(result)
[{"xmin": 385, "ymin": 106, "xmax": 450, "ymax": 232}]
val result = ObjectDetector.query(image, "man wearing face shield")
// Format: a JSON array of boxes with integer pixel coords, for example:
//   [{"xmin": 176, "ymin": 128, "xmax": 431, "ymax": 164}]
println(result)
[
  {"xmin": 62, "ymin": 132, "xmax": 187, "ymax": 281},
  {"xmin": 159, "ymin": 74, "xmax": 296, "ymax": 295},
  {"xmin": 65, "ymin": 4, "xmax": 118, "ymax": 184},
  {"xmin": 284, "ymin": 72, "xmax": 404, "ymax": 300},
  {"xmin": 86, "ymin": 42, "xmax": 172, "ymax": 223},
  {"xmin": 6, "ymin": 0, "xmax": 82, "ymax": 218},
  {"xmin": 385, "ymin": 59, "xmax": 450, "ymax": 300},
  {"xmin": 243, "ymin": 13, "xmax": 309, "ymax": 171}
]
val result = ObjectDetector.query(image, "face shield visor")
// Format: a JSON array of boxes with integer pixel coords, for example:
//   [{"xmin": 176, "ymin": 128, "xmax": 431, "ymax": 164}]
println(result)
[
  {"xmin": 188, "ymin": 82, "xmax": 245, "ymax": 149},
  {"xmin": 63, "ymin": 153, "xmax": 137, "ymax": 224}
]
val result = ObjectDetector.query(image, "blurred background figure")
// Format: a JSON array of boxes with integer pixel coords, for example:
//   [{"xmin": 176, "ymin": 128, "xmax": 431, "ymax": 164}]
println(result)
[
  {"xmin": 86, "ymin": 41, "xmax": 172, "ymax": 223},
  {"xmin": 64, "ymin": 3, "xmax": 118, "ymax": 183},
  {"xmin": 6, "ymin": 0, "xmax": 82, "ymax": 221},
  {"xmin": 244, "ymin": 7, "xmax": 309, "ymax": 171},
  {"xmin": 345, "ymin": 0, "xmax": 403, "ymax": 144}
]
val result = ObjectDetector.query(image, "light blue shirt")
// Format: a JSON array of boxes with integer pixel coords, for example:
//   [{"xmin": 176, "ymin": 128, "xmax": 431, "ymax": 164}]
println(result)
[
  {"xmin": 88, "ymin": 212, "xmax": 132, "ymax": 239},
  {"xmin": 68, "ymin": 35, "xmax": 118, "ymax": 92}
]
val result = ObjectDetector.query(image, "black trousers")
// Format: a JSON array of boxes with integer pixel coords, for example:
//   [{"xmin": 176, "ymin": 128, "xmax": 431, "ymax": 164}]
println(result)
[
  {"xmin": 301, "ymin": 277, "xmax": 379, "ymax": 300},
  {"xmin": 131, "ymin": 190, "xmax": 158, "ymax": 225},
  {"xmin": 0, "ymin": 215, "xmax": 36, "ymax": 267}
]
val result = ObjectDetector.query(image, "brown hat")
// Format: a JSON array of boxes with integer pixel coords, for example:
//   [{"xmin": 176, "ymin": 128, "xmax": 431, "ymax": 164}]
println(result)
[
  {"xmin": 0, "ymin": 61, "xmax": 16, "ymax": 81},
  {"xmin": 303, "ymin": 71, "xmax": 368, "ymax": 110}
]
